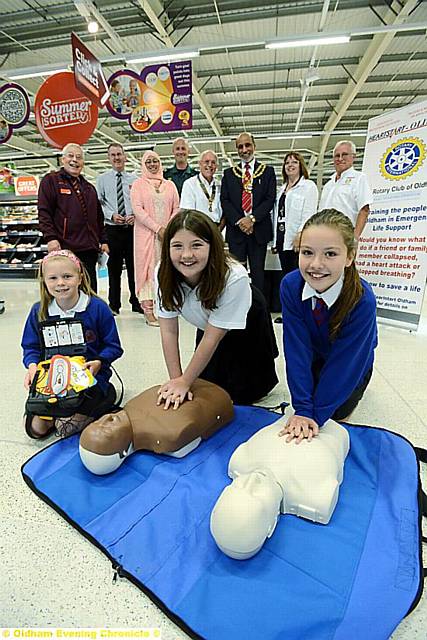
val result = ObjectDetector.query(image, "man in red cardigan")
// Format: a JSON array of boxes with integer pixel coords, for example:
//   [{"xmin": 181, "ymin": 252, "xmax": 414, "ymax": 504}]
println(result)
[{"xmin": 38, "ymin": 143, "xmax": 108, "ymax": 292}]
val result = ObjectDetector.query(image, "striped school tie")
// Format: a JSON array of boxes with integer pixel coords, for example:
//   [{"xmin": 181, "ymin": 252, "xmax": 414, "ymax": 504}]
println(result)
[
  {"xmin": 241, "ymin": 163, "xmax": 252, "ymax": 214},
  {"xmin": 313, "ymin": 297, "xmax": 328, "ymax": 326},
  {"xmin": 116, "ymin": 172, "xmax": 126, "ymax": 217}
]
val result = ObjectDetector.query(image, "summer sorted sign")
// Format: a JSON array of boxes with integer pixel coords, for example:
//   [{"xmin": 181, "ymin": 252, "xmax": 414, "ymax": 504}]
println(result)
[
  {"xmin": 34, "ymin": 71, "xmax": 98, "ymax": 149},
  {"xmin": 71, "ymin": 32, "xmax": 110, "ymax": 108},
  {"xmin": 359, "ymin": 100, "xmax": 427, "ymax": 330}
]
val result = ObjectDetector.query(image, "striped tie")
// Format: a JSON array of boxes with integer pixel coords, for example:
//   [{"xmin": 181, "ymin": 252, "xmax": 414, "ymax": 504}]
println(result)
[
  {"xmin": 241, "ymin": 163, "xmax": 252, "ymax": 214},
  {"xmin": 71, "ymin": 178, "xmax": 88, "ymax": 217},
  {"xmin": 313, "ymin": 297, "xmax": 328, "ymax": 326},
  {"xmin": 116, "ymin": 172, "xmax": 126, "ymax": 217}
]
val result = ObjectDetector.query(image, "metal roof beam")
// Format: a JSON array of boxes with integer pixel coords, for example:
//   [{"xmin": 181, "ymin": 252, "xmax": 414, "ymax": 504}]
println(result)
[
  {"xmin": 204, "ymin": 71, "xmax": 427, "ymax": 94},
  {"xmin": 196, "ymin": 50, "xmax": 427, "ymax": 79},
  {"xmin": 135, "ymin": 0, "xmax": 226, "ymax": 157},
  {"xmin": 313, "ymin": 0, "xmax": 422, "ymax": 182}
]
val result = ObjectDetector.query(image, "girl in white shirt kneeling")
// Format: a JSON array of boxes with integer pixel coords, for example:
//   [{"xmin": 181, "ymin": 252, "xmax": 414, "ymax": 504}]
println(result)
[{"xmin": 156, "ymin": 209, "xmax": 278, "ymax": 409}]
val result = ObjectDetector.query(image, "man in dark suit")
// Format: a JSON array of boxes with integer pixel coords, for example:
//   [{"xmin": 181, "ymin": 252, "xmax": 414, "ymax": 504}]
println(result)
[{"xmin": 220, "ymin": 132, "xmax": 276, "ymax": 293}]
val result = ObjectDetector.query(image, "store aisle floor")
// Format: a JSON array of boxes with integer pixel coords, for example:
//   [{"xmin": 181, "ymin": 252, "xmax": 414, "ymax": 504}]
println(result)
[{"xmin": 1, "ymin": 276, "xmax": 426, "ymax": 637}]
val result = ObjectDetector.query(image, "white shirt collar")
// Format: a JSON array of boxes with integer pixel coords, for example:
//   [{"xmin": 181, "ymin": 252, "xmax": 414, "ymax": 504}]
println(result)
[
  {"xmin": 334, "ymin": 166, "xmax": 356, "ymax": 182},
  {"xmin": 302, "ymin": 275, "xmax": 344, "ymax": 309},
  {"xmin": 48, "ymin": 291, "xmax": 89, "ymax": 318},
  {"xmin": 198, "ymin": 173, "xmax": 216, "ymax": 189},
  {"xmin": 241, "ymin": 158, "xmax": 256, "ymax": 172}
]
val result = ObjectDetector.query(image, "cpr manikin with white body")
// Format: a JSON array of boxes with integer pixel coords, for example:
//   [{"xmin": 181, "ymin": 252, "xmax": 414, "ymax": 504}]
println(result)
[{"xmin": 210, "ymin": 413, "xmax": 349, "ymax": 559}]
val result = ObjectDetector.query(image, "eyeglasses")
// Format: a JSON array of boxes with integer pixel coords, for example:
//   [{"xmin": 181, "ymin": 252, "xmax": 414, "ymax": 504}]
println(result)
[
  {"xmin": 333, "ymin": 153, "xmax": 353, "ymax": 159},
  {"xmin": 65, "ymin": 153, "xmax": 83, "ymax": 160}
]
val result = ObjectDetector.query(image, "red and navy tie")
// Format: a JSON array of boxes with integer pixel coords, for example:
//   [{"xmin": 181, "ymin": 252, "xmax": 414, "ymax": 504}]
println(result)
[
  {"xmin": 241, "ymin": 163, "xmax": 252, "ymax": 214},
  {"xmin": 313, "ymin": 297, "xmax": 328, "ymax": 326}
]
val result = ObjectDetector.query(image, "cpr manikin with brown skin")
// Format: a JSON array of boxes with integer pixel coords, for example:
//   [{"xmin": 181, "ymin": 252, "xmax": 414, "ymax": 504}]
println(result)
[
  {"xmin": 79, "ymin": 379, "xmax": 234, "ymax": 475},
  {"xmin": 210, "ymin": 412, "xmax": 350, "ymax": 560}
]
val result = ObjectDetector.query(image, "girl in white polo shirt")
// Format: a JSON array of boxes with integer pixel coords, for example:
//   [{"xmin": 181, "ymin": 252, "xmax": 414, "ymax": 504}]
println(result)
[{"xmin": 156, "ymin": 209, "xmax": 278, "ymax": 409}]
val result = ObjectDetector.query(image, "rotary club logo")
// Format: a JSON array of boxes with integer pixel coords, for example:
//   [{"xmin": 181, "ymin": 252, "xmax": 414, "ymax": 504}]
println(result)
[{"xmin": 380, "ymin": 137, "xmax": 426, "ymax": 180}]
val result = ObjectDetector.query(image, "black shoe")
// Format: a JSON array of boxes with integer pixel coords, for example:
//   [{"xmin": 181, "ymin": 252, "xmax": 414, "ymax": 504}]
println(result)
[
  {"xmin": 131, "ymin": 306, "xmax": 144, "ymax": 314},
  {"xmin": 274, "ymin": 316, "xmax": 283, "ymax": 324},
  {"xmin": 109, "ymin": 306, "xmax": 120, "ymax": 316}
]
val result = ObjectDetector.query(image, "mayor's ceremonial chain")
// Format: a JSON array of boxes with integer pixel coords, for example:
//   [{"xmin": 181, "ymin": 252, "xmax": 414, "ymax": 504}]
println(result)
[
  {"xmin": 232, "ymin": 163, "xmax": 267, "ymax": 191},
  {"xmin": 197, "ymin": 175, "xmax": 216, "ymax": 212}
]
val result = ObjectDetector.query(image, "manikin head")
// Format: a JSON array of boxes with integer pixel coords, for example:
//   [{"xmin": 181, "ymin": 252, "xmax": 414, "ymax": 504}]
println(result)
[
  {"xmin": 210, "ymin": 469, "xmax": 283, "ymax": 560},
  {"xmin": 79, "ymin": 409, "xmax": 134, "ymax": 475}
]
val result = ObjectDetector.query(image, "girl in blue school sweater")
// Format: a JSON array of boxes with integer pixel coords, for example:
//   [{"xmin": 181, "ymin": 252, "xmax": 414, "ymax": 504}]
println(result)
[
  {"xmin": 279, "ymin": 209, "xmax": 377, "ymax": 444},
  {"xmin": 22, "ymin": 250, "xmax": 123, "ymax": 439}
]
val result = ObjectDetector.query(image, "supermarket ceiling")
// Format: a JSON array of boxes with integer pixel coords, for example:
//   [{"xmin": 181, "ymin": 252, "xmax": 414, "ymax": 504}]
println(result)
[{"xmin": 0, "ymin": 0, "xmax": 427, "ymax": 180}]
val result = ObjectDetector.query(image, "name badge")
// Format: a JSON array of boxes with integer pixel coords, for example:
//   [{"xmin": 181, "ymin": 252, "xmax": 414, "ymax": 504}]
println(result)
[{"xmin": 60, "ymin": 188, "xmax": 72, "ymax": 194}]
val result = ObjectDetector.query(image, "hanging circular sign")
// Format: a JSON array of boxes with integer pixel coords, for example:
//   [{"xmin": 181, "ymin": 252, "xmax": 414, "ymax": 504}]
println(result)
[
  {"xmin": 34, "ymin": 71, "xmax": 98, "ymax": 148},
  {"xmin": 0, "ymin": 83, "xmax": 31, "ymax": 144}
]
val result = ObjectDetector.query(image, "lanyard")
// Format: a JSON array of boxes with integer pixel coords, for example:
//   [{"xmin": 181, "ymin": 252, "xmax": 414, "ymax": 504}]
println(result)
[{"xmin": 197, "ymin": 175, "xmax": 216, "ymax": 212}]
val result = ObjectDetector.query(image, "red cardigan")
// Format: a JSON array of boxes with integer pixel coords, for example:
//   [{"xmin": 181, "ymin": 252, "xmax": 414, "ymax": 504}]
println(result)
[{"xmin": 38, "ymin": 168, "xmax": 107, "ymax": 252}]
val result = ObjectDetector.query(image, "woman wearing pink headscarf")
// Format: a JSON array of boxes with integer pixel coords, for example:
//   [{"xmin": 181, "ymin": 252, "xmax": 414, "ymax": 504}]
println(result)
[{"xmin": 131, "ymin": 151, "xmax": 179, "ymax": 326}]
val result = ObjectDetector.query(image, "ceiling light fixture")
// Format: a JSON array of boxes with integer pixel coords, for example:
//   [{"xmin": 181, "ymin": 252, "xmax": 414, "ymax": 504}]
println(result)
[
  {"xmin": 87, "ymin": 20, "xmax": 99, "ymax": 34},
  {"xmin": 127, "ymin": 49, "xmax": 199, "ymax": 65},
  {"xmin": 266, "ymin": 34, "xmax": 350, "ymax": 50},
  {"xmin": 267, "ymin": 134, "xmax": 313, "ymax": 140},
  {"xmin": 8, "ymin": 67, "xmax": 69, "ymax": 80}
]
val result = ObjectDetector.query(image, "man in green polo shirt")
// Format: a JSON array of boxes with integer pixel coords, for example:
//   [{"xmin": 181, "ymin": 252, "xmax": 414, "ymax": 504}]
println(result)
[{"xmin": 163, "ymin": 137, "xmax": 197, "ymax": 196}]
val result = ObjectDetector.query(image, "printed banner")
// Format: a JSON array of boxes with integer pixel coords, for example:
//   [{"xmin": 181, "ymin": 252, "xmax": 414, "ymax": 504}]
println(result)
[
  {"xmin": 106, "ymin": 61, "xmax": 192, "ymax": 134},
  {"xmin": 14, "ymin": 174, "xmax": 39, "ymax": 197},
  {"xmin": 0, "ymin": 83, "xmax": 31, "ymax": 144},
  {"xmin": 71, "ymin": 32, "xmax": 110, "ymax": 108},
  {"xmin": 359, "ymin": 100, "xmax": 427, "ymax": 330},
  {"xmin": 34, "ymin": 71, "xmax": 98, "ymax": 149},
  {"xmin": 0, "ymin": 166, "xmax": 14, "ymax": 192}
]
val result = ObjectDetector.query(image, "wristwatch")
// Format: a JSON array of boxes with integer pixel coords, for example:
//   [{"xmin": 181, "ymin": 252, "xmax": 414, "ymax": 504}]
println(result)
[{"xmin": 249, "ymin": 214, "xmax": 256, "ymax": 224}]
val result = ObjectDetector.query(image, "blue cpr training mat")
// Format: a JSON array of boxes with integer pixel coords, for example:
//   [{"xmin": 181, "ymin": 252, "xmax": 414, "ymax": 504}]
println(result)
[{"xmin": 21, "ymin": 406, "xmax": 425, "ymax": 640}]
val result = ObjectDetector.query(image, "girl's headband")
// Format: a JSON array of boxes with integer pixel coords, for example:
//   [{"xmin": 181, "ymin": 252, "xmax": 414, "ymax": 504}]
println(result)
[{"xmin": 42, "ymin": 250, "xmax": 81, "ymax": 269}]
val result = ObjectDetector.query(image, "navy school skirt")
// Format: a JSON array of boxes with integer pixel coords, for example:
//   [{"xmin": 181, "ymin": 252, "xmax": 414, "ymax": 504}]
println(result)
[{"xmin": 196, "ymin": 286, "xmax": 279, "ymax": 405}]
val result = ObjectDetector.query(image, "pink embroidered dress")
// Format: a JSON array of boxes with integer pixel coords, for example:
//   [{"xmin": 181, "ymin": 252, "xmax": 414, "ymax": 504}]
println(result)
[{"xmin": 130, "ymin": 151, "xmax": 179, "ymax": 308}]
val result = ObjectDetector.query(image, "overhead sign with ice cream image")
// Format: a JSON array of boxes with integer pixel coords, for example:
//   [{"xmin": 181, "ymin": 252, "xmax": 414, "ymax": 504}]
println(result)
[{"xmin": 106, "ymin": 61, "xmax": 192, "ymax": 133}]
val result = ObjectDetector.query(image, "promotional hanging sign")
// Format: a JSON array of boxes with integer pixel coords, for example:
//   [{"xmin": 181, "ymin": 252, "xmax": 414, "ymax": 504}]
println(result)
[
  {"xmin": 34, "ymin": 71, "xmax": 98, "ymax": 149},
  {"xmin": 359, "ymin": 99, "xmax": 427, "ymax": 330},
  {"xmin": 14, "ymin": 175, "xmax": 39, "ymax": 197},
  {"xmin": 106, "ymin": 61, "xmax": 192, "ymax": 134},
  {"xmin": 0, "ymin": 83, "xmax": 31, "ymax": 144},
  {"xmin": 71, "ymin": 32, "xmax": 110, "ymax": 108}
]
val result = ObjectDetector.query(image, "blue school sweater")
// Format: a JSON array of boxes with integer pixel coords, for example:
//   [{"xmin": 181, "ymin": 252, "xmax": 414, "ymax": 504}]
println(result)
[{"xmin": 280, "ymin": 270, "xmax": 377, "ymax": 427}]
